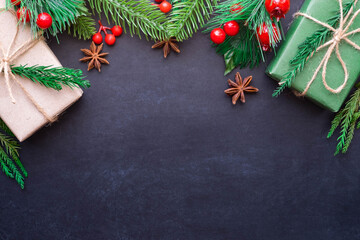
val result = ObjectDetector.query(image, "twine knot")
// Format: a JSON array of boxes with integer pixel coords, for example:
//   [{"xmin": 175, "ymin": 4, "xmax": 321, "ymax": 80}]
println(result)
[
  {"xmin": 333, "ymin": 30, "xmax": 343, "ymax": 43},
  {"xmin": 292, "ymin": 0, "xmax": 360, "ymax": 96}
]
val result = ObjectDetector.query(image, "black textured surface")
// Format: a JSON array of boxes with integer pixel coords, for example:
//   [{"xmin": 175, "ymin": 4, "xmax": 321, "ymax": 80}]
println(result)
[{"xmin": 1, "ymin": 0, "xmax": 360, "ymax": 239}]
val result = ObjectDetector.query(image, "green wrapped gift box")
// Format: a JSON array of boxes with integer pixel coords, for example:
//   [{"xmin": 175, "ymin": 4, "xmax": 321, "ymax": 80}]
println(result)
[{"xmin": 266, "ymin": 0, "xmax": 360, "ymax": 112}]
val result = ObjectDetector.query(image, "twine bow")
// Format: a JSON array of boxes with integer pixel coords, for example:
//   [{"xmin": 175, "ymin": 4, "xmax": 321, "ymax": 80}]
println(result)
[
  {"xmin": 293, "ymin": 0, "xmax": 360, "ymax": 96},
  {"xmin": 0, "ymin": 9, "xmax": 56, "ymax": 122}
]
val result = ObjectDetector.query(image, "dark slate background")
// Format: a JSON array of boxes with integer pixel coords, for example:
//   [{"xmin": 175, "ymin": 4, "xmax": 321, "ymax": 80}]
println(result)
[{"xmin": 1, "ymin": 0, "xmax": 360, "ymax": 239}]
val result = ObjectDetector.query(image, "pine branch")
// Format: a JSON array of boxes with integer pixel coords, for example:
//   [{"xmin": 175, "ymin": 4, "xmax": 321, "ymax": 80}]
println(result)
[
  {"xmin": 205, "ymin": 0, "xmax": 280, "ymax": 72},
  {"xmin": 327, "ymin": 109, "xmax": 345, "ymax": 138},
  {"xmin": 166, "ymin": 0, "xmax": 217, "ymax": 41},
  {"xmin": 328, "ymin": 87, "xmax": 360, "ymax": 155},
  {"xmin": 272, "ymin": 1, "xmax": 355, "ymax": 97},
  {"xmin": 11, "ymin": 65, "xmax": 90, "ymax": 90},
  {"xmin": 0, "ymin": 131, "xmax": 26, "ymax": 176},
  {"xmin": 0, "ymin": 119, "xmax": 15, "ymax": 137},
  {"xmin": 68, "ymin": 15, "xmax": 96, "ymax": 40},
  {"xmin": 12, "ymin": 154, "xmax": 27, "ymax": 178},
  {"xmin": 0, "ymin": 132, "xmax": 20, "ymax": 158},
  {"xmin": 0, "ymin": 146, "xmax": 24, "ymax": 188},
  {"xmin": 0, "ymin": 158, "xmax": 14, "ymax": 179},
  {"xmin": 343, "ymin": 112, "xmax": 360, "ymax": 152},
  {"xmin": 0, "ymin": 119, "xmax": 27, "ymax": 188},
  {"xmin": 8, "ymin": 0, "xmax": 89, "ymax": 37},
  {"xmin": 88, "ymin": 0, "xmax": 168, "ymax": 40},
  {"xmin": 216, "ymin": 26, "xmax": 262, "ymax": 74}
]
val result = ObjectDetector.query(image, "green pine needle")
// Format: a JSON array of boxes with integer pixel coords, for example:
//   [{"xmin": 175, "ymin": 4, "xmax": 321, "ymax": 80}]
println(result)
[
  {"xmin": 216, "ymin": 27, "xmax": 262, "ymax": 74},
  {"xmin": 68, "ymin": 15, "xmax": 97, "ymax": 40},
  {"xmin": 88, "ymin": 0, "xmax": 168, "ymax": 40},
  {"xmin": 205, "ymin": 0, "xmax": 281, "ymax": 73},
  {"xmin": 167, "ymin": 0, "xmax": 217, "ymax": 42},
  {"xmin": 328, "ymin": 87, "xmax": 360, "ymax": 155},
  {"xmin": 0, "ymin": 128, "xmax": 26, "ymax": 189},
  {"xmin": 0, "ymin": 146, "xmax": 24, "ymax": 189},
  {"xmin": 327, "ymin": 109, "xmax": 345, "ymax": 138},
  {"xmin": 11, "ymin": 65, "xmax": 90, "ymax": 91},
  {"xmin": 8, "ymin": 0, "xmax": 89, "ymax": 38},
  {"xmin": 0, "ymin": 158, "xmax": 14, "ymax": 179},
  {"xmin": 0, "ymin": 119, "xmax": 15, "ymax": 137},
  {"xmin": 0, "ymin": 132, "xmax": 20, "ymax": 158}
]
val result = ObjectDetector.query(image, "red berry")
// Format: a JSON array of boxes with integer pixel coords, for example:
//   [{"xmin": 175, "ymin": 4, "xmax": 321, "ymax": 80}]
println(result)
[
  {"xmin": 111, "ymin": 26, "xmax": 123, "ymax": 37},
  {"xmin": 36, "ymin": 13, "xmax": 52, "ymax": 29},
  {"xmin": 105, "ymin": 34, "xmax": 116, "ymax": 45},
  {"xmin": 92, "ymin": 33, "xmax": 103, "ymax": 44},
  {"xmin": 223, "ymin": 21, "xmax": 240, "ymax": 36},
  {"xmin": 159, "ymin": 1, "xmax": 172, "ymax": 13},
  {"xmin": 210, "ymin": 28, "xmax": 226, "ymax": 44},
  {"xmin": 230, "ymin": 3, "xmax": 242, "ymax": 14},
  {"xmin": 257, "ymin": 23, "xmax": 279, "ymax": 51},
  {"xmin": 154, "ymin": 0, "xmax": 164, "ymax": 3},
  {"xmin": 265, "ymin": 0, "xmax": 290, "ymax": 21},
  {"xmin": 11, "ymin": 0, "xmax": 21, "ymax": 6},
  {"xmin": 16, "ymin": 7, "xmax": 30, "ymax": 22}
]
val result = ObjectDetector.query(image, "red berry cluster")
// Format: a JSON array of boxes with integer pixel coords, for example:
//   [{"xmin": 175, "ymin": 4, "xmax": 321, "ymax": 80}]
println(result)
[
  {"xmin": 153, "ymin": 0, "xmax": 172, "ymax": 13},
  {"xmin": 92, "ymin": 21, "xmax": 123, "ymax": 46},
  {"xmin": 211, "ymin": 0, "xmax": 289, "ymax": 50},
  {"xmin": 12, "ymin": 0, "xmax": 53, "ymax": 30},
  {"xmin": 210, "ymin": 21, "xmax": 240, "ymax": 45}
]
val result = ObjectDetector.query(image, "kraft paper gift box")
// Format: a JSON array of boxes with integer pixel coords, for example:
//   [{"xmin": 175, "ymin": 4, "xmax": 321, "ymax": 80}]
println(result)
[
  {"xmin": 0, "ymin": 0, "xmax": 83, "ymax": 142},
  {"xmin": 266, "ymin": 0, "xmax": 360, "ymax": 112}
]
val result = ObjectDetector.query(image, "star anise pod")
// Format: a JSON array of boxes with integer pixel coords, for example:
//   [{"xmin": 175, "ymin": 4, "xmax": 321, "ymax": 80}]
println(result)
[
  {"xmin": 152, "ymin": 37, "xmax": 180, "ymax": 58},
  {"xmin": 224, "ymin": 72, "xmax": 259, "ymax": 105},
  {"xmin": 80, "ymin": 42, "xmax": 109, "ymax": 72}
]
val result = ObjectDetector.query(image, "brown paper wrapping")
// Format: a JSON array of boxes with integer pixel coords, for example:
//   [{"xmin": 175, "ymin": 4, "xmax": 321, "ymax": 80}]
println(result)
[{"xmin": 0, "ymin": 1, "xmax": 83, "ymax": 142}]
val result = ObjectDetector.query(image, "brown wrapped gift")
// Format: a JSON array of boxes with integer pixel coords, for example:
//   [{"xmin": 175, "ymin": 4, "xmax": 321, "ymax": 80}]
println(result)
[{"xmin": 0, "ymin": 1, "xmax": 83, "ymax": 142}]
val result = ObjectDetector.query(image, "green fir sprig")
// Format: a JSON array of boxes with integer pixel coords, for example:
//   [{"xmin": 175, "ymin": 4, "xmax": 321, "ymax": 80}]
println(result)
[
  {"xmin": 166, "ymin": 0, "xmax": 217, "ymax": 42},
  {"xmin": 68, "ymin": 15, "xmax": 97, "ymax": 40},
  {"xmin": 6, "ymin": 0, "xmax": 90, "ymax": 38},
  {"xmin": 272, "ymin": 1, "xmax": 355, "ymax": 97},
  {"xmin": 328, "ymin": 85, "xmax": 360, "ymax": 155},
  {"xmin": 88, "ymin": 0, "xmax": 168, "ymax": 40},
  {"xmin": 216, "ymin": 26, "xmax": 262, "ymax": 75},
  {"xmin": 205, "ymin": 0, "xmax": 282, "ymax": 74},
  {"xmin": 11, "ymin": 65, "xmax": 90, "ymax": 90},
  {"xmin": 0, "ymin": 120, "xmax": 26, "ymax": 189}
]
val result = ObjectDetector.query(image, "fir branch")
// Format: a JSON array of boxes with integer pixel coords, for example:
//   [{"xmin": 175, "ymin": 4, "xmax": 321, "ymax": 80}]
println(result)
[
  {"xmin": 0, "ymin": 119, "xmax": 27, "ymax": 188},
  {"xmin": 343, "ymin": 112, "xmax": 360, "ymax": 152},
  {"xmin": 88, "ymin": 0, "xmax": 168, "ymax": 40},
  {"xmin": 12, "ymin": 154, "xmax": 27, "ymax": 178},
  {"xmin": 0, "ymin": 119, "xmax": 15, "ymax": 137},
  {"xmin": 0, "ymin": 146, "xmax": 24, "ymax": 188},
  {"xmin": 0, "ymin": 158, "xmax": 14, "ymax": 179},
  {"xmin": 0, "ymin": 132, "xmax": 20, "ymax": 158},
  {"xmin": 216, "ymin": 26, "xmax": 262, "ymax": 74},
  {"xmin": 11, "ymin": 65, "xmax": 90, "ymax": 90},
  {"xmin": 272, "ymin": 1, "xmax": 355, "ymax": 97},
  {"xmin": 68, "ymin": 15, "xmax": 96, "ymax": 40},
  {"xmin": 205, "ymin": 0, "xmax": 280, "ymax": 72},
  {"xmin": 328, "ymin": 87, "xmax": 360, "ymax": 155},
  {"xmin": 166, "ymin": 0, "xmax": 217, "ymax": 42},
  {"xmin": 328, "ymin": 109, "xmax": 345, "ymax": 138},
  {"xmin": 8, "ymin": 0, "xmax": 89, "ymax": 37}
]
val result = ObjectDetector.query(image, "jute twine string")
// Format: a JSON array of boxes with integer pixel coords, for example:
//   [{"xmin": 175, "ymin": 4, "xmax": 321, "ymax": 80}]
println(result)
[
  {"xmin": 283, "ymin": 0, "xmax": 360, "ymax": 96},
  {"xmin": 0, "ymin": 9, "xmax": 56, "ymax": 122}
]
